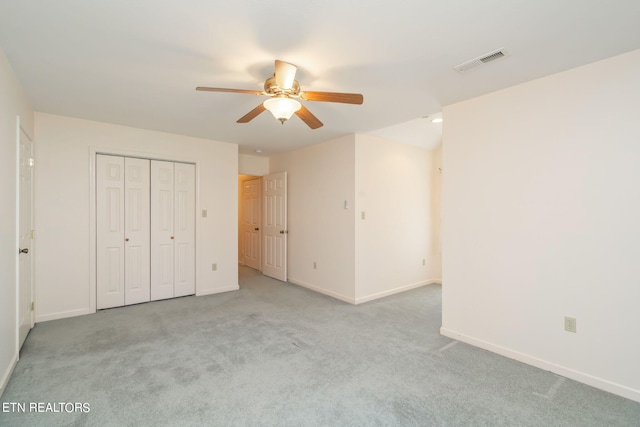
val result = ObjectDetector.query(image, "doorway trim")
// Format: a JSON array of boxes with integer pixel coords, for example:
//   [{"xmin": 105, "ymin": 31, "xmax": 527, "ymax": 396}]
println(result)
[{"xmin": 88, "ymin": 145, "xmax": 201, "ymax": 314}]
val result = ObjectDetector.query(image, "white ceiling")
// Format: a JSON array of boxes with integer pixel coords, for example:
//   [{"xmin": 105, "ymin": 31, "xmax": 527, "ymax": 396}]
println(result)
[{"xmin": 0, "ymin": 1, "xmax": 638, "ymax": 155}]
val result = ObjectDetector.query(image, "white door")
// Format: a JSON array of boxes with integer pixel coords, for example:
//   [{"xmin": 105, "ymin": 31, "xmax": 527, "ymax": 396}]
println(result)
[
  {"xmin": 18, "ymin": 127, "xmax": 34, "ymax": 349},
  {"xmin": 263, "ymin": 172, "xmax": 287, "ymax": 281},
  {"xmin": 241, "ymin": 178, "xmax": 261, "ymax": 270},
  {"xmin": 124, "ymin": 158, "xmax": 151, "ymax": 305},
  {"xmin": 97, "ymin": 155, "xmax": 126, "ymax": 309},
  {"xmin": 151, "ymin": 161, "xmax": 195, "ymax": 300},
  {"xmin": 173, "ymin": 162, "xmax": 195, "ymax": 297},
  {"xmin": 151, "ymin": 160, "xmax": 175, "ymax": 301}
]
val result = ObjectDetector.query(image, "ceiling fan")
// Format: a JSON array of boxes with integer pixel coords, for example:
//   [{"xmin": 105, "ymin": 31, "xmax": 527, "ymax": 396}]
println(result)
[{"xmin": 196, "ymin": 60, "xmax": 364, "ymax": 129}]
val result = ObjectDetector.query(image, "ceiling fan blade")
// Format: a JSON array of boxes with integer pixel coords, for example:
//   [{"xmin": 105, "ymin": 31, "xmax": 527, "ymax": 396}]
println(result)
[
  {"xmin": 275, "ymin": 60, "xmax": 297, "ymax": 90},
  {"xmin": 196, "ymin": 87, "xmax": 264, "ymax": 96},
  {"xmin": 295, "ymin": 105, "xmax": 323, "ymax": 129},
  {"xmin": 237, "ymin": 104, "xmax": 266, "ymax": 123},
  {"xmin": 300, "ymin": 91, "xmax": 363, "ymax": 105}
]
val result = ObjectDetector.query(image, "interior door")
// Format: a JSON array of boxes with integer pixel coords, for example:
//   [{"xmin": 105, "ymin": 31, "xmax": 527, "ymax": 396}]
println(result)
[
  {"xmin": 242, "ymin": 178, "xmax": 261, "ymax": 270},
  {"xmin": 151, "ymin": 160, "xmax": 175, "ymax": 301},
  {"xmin": 263, "ymin": 172, "xmax": 287, "ymax": 281},
  {"xmin": 97, "ymin": 155, "xmax": 126, "ymax": 309},
  {"xmin": 173, "ymin": 162, "xmax": 195, "ymax": 297},
  {"xmin": 124, "ymin": 157, "xmax": 151, "ymax": 305},
  {"xmin": 18, "ymin": 127, "xmax": 34, "ymax": 349}
]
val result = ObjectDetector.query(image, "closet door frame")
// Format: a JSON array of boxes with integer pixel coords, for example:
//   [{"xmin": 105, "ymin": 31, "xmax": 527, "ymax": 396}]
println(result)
[{"xmin": 89, "ymin": 147, "xmax": 199, "ymax": 313}]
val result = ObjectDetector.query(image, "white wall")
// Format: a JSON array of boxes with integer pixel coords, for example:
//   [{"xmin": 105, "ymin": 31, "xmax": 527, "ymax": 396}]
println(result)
[
  {"xmin": 269, "ymin": 133, "xmax": 441, "ymax": 304},
  {"xmin": 269, "ymin": 135, "xmax": 356, "ymax": 302},
  {"xmin": 34, "ymin": 113, "xmax": 239, "ymax": 322},
  {"xmin": 441, "ymin": 49, "xmax": 640, "ymax": 402},
  {"xmin": 431, "ymin": 143, "xmax": 442, "ymax": 280},
  {"xmin": 239, "ymin": 153, "xmax": 269, "ymax": 176},
  {"xmin": 0, "ymin": 46, "xmax": 34, "ymax": 394},
  {"xmin": 354, "ymin": 134, "xmax": 439, "ymax": 303}
]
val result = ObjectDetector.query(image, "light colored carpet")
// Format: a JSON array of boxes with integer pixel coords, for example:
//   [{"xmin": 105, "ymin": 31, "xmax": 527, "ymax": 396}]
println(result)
[{"xmin": 1, "ymin": 267, "xmax": 639, "ymax": 426}]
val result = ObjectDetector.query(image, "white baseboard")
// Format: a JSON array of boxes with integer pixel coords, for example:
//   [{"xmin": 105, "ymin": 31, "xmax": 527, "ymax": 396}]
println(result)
[
  {"xmin": 0, "ymin": 351, "xmax": 18, "ymax": 398},
  {"xmin": 440, "ymin": 327, "xmax": 640, "ymax": 403},
  {"xmin": 355, "ymin": 279, "xmax": 440, "ymax": 304},
  {"xmin": 35, "ymin": 286, "xmax": 241, "ymax": 322},
  {"xmin": 197, "ymin": 284, "xmax": 239, "ymax": 296},
  {"xmin": 288, "ymin": 278, "xmax": 356, "ymax": 304},
  {"xmin": 36, "ymin": 307, "xmax": 94, "ymax": 323}
]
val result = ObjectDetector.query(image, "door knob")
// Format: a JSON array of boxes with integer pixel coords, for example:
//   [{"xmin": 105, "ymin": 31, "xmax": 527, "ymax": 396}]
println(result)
[
  {"xmin": 19, "ymin": 248, "xmax": 29, "ymax": 254},
  {"xmin": 254, "ymin": 228, "xmax": 259, "ymax": 231},
  {"xmin": 125, "ymin": 238, "xmax": 129, "ymax": 242},
  {"xmin": 170, "ymin": 236, "xmax": 174, "ymax": 240}
]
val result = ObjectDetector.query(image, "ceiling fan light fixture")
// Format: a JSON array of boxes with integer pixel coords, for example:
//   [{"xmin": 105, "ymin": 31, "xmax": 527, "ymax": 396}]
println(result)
[{"xmin": 263, "ymin": 96, "xmax": 301, "ymax": 124}]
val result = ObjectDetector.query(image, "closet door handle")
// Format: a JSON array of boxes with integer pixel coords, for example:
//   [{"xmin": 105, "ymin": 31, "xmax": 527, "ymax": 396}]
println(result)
[
  {"xmin": 125, "ymin": 238, "xmax": 129, "ymax": 242},
  {"xmin": 254, "ymin": 228, "xmax": 259, "ymax": 231},
  {"xmin": 19, "ymin": 248, "xmax": 29, "ymax": 254},
  {"xmin": 170, "ymin": 236, "xmax": 174, "ymax": 240}
]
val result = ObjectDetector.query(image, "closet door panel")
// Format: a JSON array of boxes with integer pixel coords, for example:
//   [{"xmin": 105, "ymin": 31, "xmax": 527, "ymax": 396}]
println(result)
[
  {"xmin": 124, "ymin": 157, "xmax": 151, "ymax": 305},
  {"xmin": 151, "ymin": 160, "xmax": 175, "ymax": 300},
  {"xmin": 174, "ymin": 163, "xmax": 195, "ymax": 297},
  {"xmin": 97, "ymin": 155, "xmax": 125, "ymax": 309}
]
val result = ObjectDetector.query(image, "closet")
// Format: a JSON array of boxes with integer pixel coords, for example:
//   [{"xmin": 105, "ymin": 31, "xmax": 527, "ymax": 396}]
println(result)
[{"xmin": 96, "ymin": 154, "xmax": 195, "ymax": 310}]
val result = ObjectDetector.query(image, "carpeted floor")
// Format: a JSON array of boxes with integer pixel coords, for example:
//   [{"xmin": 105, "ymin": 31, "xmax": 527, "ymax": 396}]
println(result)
[{"xmin": 1, "ymin": 267, "xmax": 639, "ymax": 426}]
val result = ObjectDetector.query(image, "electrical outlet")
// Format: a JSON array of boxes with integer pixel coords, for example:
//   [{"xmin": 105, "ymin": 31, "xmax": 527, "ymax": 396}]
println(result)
[
  {"xmin": 313, "ymin": 262, "xmax": 317, "ymax": 270},
  {"xmin": 422, "ymin": 258, "xmax": 426, "ymax": 266},
  {"xmin": 564, "ymin": 316, "xmax": 577, "ymax": 333},
  {"xmin": 361, "ymin": 211, "xmax": 366, "ymax": 220},
  {"xmin": 202, "ymin": 209, "xmax": 207, "ymax": 218},
  {"xmin": 212, "ymin": 263, "xmax": 217, "ymax": 271}
]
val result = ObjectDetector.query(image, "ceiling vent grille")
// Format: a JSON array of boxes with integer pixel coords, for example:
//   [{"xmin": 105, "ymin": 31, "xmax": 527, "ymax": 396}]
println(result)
[{"xmin": 454, "ymin": 48, "xmax": 509, "ymax": 73}]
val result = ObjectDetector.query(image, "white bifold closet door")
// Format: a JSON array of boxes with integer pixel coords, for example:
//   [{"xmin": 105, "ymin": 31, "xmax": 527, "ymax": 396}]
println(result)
[
  {"xmin": 97, "ymin": 155, "xmax": 195, "ymax": 310},
  {"xmin": 96, "ymin": 155, "xmax": 151, "ymax": 309},
  {"xmin": 151, "ymin": 160, "xmax": 196, "ymax": 301}
]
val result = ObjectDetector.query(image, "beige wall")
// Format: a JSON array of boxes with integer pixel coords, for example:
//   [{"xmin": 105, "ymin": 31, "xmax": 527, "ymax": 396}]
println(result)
[
  {"xmin": 442, "ymin": 49, "xmax": 640, "ymax": 402},
  {"xmin": 355, "ymin": 134, "xmax": 440, "ymax": 302},
  {"xmin": 34, "ymin": 113, "xmax": 239, "ymax": 322},
  {"xmin": 270, "ymin": 135, "xmax": 357, "ymax": 301},
  {"xmin": 431, "ymin": 143, "xmax": 442, "ymax": 280},
  {"xmin": 239, "ymin": 153, "xmax": 269, "ymax": 176},
  {"xmin": 0, "ymin": 46, "xmax": 34, "ymax": 394},
  {"xmin": 270, "ymin": 133, "xmax": 442, "ymax": 303}
]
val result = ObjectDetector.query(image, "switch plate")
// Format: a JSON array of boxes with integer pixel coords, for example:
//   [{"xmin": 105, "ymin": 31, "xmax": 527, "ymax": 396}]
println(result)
[
  {"xmin": 361, "ymin": 211, "xmax": 366, "ymax": 220},
  {"xmin": 313, "ymin": 262, "xmax": 317, "ymax": 269},
  {"xmin": 564, "ymin": 316, "xmax": 577, "ymax": 333},
  {"xmin": 202, "ymin": 209, "xmax": 207, "ymax": 218},
  {"xmin": 212, "ymin": 263, "xmax": 217, "ymax": 271}
]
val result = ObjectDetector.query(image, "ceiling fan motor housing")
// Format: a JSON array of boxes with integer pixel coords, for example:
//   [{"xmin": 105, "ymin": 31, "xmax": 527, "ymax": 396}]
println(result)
[{"xmin": 264, "ymin": 76, "xmax": 300, "ymax": 97}]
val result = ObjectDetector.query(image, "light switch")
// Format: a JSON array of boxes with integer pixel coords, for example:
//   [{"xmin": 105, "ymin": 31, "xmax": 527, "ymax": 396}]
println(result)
[{"xmin": 202, "ymin": 209, "xmax": 207, "ymax": 218}]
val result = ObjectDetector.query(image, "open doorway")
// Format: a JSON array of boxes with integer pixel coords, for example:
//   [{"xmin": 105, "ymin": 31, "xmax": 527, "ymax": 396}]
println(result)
[{"xmin": 238, "ymin": 175, "xmax": 262, "ymax": 271}]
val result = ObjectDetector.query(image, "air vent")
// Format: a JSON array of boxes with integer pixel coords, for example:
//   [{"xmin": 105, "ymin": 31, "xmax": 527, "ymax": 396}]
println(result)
[{"xmin": 454, "ymin": 48, "xmax": 509, "ymax": 73}]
